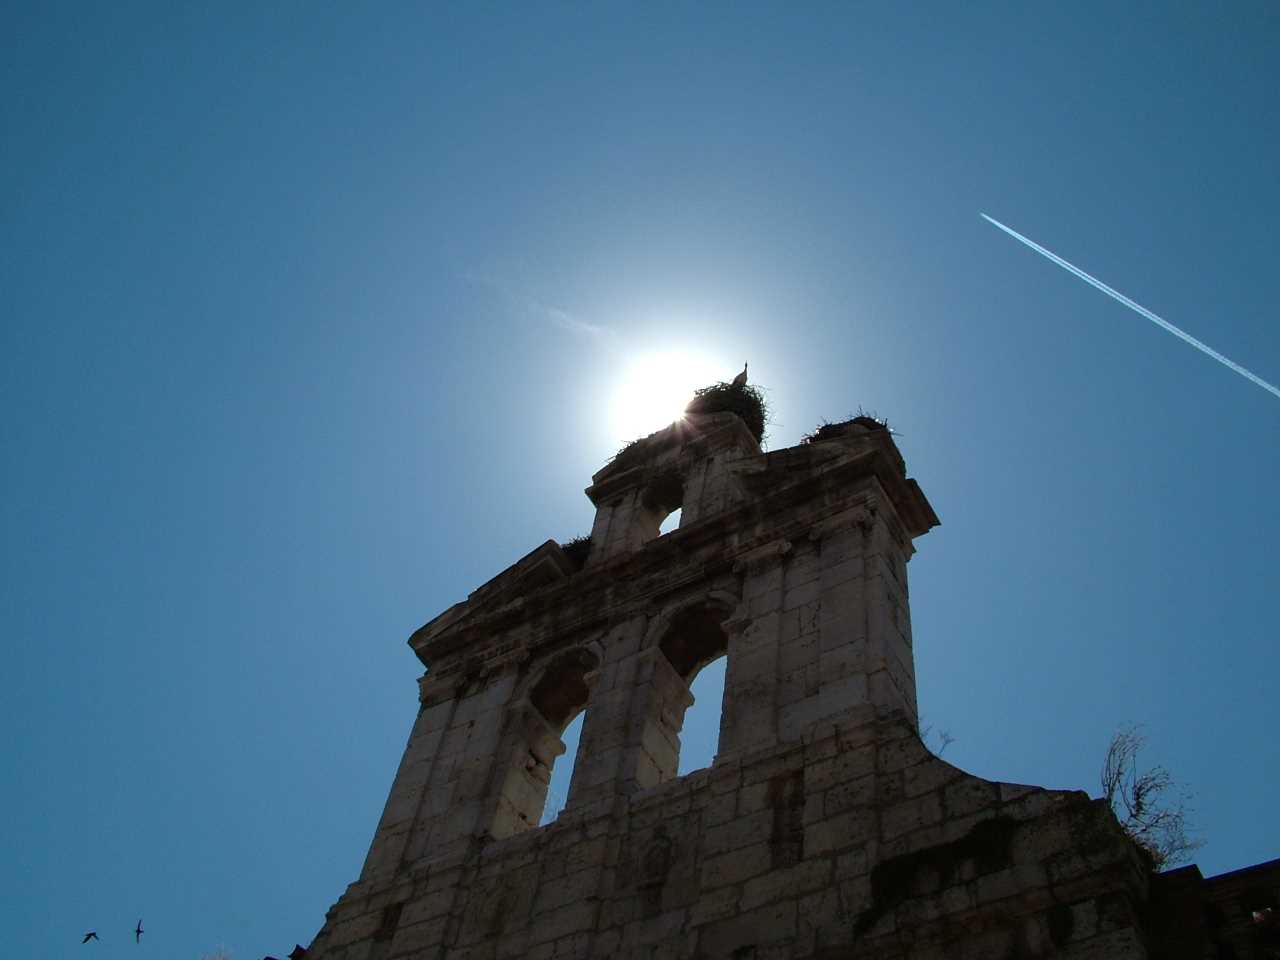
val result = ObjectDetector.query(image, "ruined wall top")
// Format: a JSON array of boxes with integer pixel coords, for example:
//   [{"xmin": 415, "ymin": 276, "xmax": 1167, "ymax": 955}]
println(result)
[
  {"xmin": 305, "ymin": 405, "xmax": 1158, "ymax": 960},
  {"xmin": 409, "ymin": 411, "xmax": 937, "ymax": 673}
]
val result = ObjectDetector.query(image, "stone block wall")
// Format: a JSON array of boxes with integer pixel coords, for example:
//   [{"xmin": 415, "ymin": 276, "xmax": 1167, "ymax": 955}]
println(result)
[
  {"xmin": 310, "ymin": 712, "xmax": 1147, "ymax": 959},
  {"xmin": 304, "ymin": 413, "xmax": 1154, "ymax": 959},
  {"xmin": 1147, "ymin": 857, "xmax": 1280, "ymax": 958}
]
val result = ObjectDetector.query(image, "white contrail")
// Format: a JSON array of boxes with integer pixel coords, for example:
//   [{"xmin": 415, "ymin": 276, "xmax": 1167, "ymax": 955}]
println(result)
[{"xmin": 981, "ymin": 212, "xmax": 1280, "ymax": 401}]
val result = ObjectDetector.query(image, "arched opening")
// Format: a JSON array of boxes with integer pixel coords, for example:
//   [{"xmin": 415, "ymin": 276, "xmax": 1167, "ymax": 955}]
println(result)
[
  {"xmin": 529, "ymin": 650, "xmax": 593, "ymax": 730},
  {"xmin": 677, "ymin": 655, "xmax": 726, "ymax": 774},
  {"xmin": 539, "ymin": 710, "xmax": 584, "ymax": 825},
  {"xmin": 659, "ymin": 604, "xmax": 729, "ymax": 678},
  {"xmin": 632, "ymin": 602, "xmax": 730, "ymax": 785},
  {"xmin": 658, "ymin": 507, "xmax": 682, "ymax": 536},
  {"xmin": 492, "ymin": 648, "xmax": 597, "ymax": 837},
  {"xmin": 638, "ymin": 473, "xmax": 684, "ymax": 543}
]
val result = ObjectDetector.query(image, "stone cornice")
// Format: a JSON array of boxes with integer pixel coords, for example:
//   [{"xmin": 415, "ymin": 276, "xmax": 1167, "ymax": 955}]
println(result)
[{"xmin": 408, "ymin": 438, "xmax": 937, "ymax": 671}]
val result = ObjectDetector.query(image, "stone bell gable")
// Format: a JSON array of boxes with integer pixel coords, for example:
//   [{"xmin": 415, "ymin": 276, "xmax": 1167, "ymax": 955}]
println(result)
[{"xmin": 304, "ymin": 410, "xmax": 1153, "ymax": 959}]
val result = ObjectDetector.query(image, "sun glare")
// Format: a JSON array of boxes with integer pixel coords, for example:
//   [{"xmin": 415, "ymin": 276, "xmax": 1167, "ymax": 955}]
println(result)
[{"xmin": 610, "ymin": 350, "xmax": 727, "ymax": 444}]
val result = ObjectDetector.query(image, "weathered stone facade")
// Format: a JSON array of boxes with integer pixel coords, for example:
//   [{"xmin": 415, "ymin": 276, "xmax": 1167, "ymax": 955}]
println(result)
[
  {"xmin": 306, "ymin": 410, "xmax": 1153, "ymax": 959},
  {"xmin": 1148, "ymin": 857, "xmax": 1280, "ymax": 958}
]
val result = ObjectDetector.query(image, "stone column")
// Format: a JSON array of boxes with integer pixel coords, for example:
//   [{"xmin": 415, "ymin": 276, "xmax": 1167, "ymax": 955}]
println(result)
[
  {"xmin": 719, "ymin": 543, "xmax": 792, "ymax": 759},
  {"xmin": 487, "ymin": 699, "xmax": 568, "ymax": 838},
  {"xmin": 559, "ymin": 616, "xmax": 647, "ymax": 814},
  {"xmin": 394, "ymin": 670, "xmax": 517, "ymax": 865},
  {"xmin": 625, "ymin": 646, "xmax": 695, "ymax": 789}
]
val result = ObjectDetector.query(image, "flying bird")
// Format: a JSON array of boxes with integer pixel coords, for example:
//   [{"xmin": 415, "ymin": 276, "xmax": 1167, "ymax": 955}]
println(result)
[
  {"xmin": 731, "ymin": 363, "xmax": 748, "ymax": 388},
  {"xmin": 135, "ymin": 919, "xmax": 144, "ymax": 943},
  {"xmin": 82, "ymin": 932, "xmax": 100, "ymax": 944}
]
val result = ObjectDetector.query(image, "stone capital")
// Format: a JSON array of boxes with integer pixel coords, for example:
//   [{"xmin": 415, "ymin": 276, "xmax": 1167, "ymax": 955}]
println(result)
[{"xmin": 731, "ymin": 537, "xmax": 793, "ymax": 576}]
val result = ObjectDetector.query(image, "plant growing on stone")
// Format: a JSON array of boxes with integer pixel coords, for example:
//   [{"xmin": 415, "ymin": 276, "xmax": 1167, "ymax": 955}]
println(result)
[
  {"xmin": 1100, "ymin": 725, "xmax": 1203, "ymax": 870},
  {"xmin": 914, "ymin": 715, "xmax": 955, "ymax": 756},
  {"xmin": 560, "ymin": 535, "xmax": 591, "ymax": 570}
]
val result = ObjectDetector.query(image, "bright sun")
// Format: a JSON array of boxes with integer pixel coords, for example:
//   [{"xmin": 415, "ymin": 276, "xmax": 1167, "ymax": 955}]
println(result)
[{"xmin": 609, "ymin": 350, "xmax": 729, "ymax": 444}]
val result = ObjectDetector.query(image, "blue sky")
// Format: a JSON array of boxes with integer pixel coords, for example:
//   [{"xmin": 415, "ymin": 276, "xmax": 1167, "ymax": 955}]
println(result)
[{"xmin": 3, "ymin": 3, "xmax": 1278, "ymax": 957}]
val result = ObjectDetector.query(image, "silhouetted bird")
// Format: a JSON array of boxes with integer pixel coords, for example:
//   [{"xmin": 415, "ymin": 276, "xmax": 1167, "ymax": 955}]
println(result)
[
  {"xmin": 288, "ymin": 945, "xmax": 307, "ymax": 960},
  {"xmin": 731, "ymin": 363, "xmax": 748, "ymax": 388},
  {"xmin": 82, "ymin": 932, "xmax": 100, "ymax": 944},
  {"xmin": 135, "ymin": 919, "xmax": 144, "ymax": 943}
]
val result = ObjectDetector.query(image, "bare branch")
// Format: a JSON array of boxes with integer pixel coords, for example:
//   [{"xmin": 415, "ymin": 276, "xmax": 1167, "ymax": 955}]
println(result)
[
  {"xmin": 914, "ymin": 715, "xmax": 956, "ymax": 757},
  {"xmin": 1100, "ymin": 724, "xmax": 1204, "ymax": 870}
]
